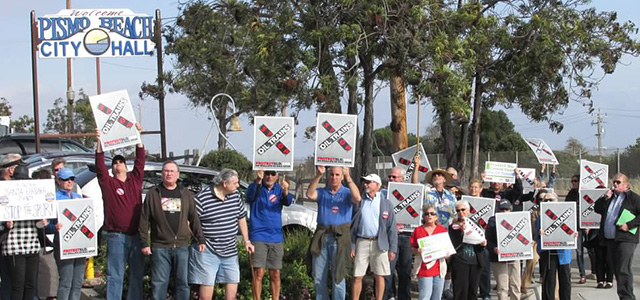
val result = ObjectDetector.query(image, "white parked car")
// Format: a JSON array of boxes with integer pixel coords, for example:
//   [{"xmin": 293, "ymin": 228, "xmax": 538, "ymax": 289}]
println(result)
[{"xmin": 76, "ymin": 161, "xmax": 317, "ymax": 233}]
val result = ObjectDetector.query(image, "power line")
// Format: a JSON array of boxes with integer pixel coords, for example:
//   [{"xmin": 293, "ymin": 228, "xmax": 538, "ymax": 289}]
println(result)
[{"xmin": 102, "ymin": 61, "xmax": 157, "ymax": 71}]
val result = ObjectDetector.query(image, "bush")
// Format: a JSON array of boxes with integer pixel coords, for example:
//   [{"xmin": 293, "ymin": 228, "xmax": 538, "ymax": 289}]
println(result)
[{"xmin": 199, "ymin": 149, "xmax": 253, "ymax": 181}]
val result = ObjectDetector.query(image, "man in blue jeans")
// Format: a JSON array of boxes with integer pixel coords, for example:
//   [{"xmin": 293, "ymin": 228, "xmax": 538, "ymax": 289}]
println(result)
[
  {"xmin": 96, "ymin": 125, "xmax": 145, "ymax": 300},
  {"xmin": 307, "ymin": 165, "xmax": 362, "ymax": 300},
  {"xmin": 138, "ymin": 161, "xmax": 205, "ymax": 300}
]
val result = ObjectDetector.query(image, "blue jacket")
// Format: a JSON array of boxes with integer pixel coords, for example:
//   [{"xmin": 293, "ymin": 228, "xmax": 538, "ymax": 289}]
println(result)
[
  {"xmin": 535, "ymin": 216, "xmax": 571, "ymax": 265},
  {"xmin": 246, "ymin": 181, "xmax": 294, "ymax": 243},
  {"xmin": 350, "ymin": 192, "xmax": 398, "ymax": 253}
]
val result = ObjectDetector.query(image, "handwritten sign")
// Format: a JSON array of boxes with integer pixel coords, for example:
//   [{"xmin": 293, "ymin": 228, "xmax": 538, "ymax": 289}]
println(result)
[
  {"xmin": 58, "ymin": 199, "xmax": 98, "ymax": 259},
  {"xmin": 496, "ymin": 212, "xmax": 533, "ymax": 261},
  {"xmin": 484, "ymin": 161, "xmax": 517, "ymax": 184},
  {"xmin": 252, "ymin": 116, "xmax": 294, "ymax": 171},
  {"xmin": 89, "ymin": 90, "xmax": 141, "ymax": 152},
  {"xmin": 314, "ymin": 113, "xmax": 357, "ymax": 167},
  {"xmin": 0, "ymin": 179, "xmax": 57, "ymax": 221}
]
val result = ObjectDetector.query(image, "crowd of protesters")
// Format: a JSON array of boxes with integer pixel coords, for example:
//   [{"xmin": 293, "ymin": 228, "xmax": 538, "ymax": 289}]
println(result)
[{"xmin": 0, "ymin": 130, "xmax": 638, "ymax": 300}]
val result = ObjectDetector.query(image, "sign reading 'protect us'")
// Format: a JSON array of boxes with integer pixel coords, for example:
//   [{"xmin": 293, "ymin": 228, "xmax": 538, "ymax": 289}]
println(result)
[{"xmin": 37, "ymin": 9, "xmax": 155, "ymax": 58}]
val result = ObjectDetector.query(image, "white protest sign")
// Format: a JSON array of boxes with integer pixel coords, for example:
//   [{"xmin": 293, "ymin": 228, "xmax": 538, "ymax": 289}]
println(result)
[
  {"xmin": 540, "ymin": 202, "xmax": 577, "ymax": 250},
  {"xmin": 418, "ymin": 232, "xmax": 456, "ymax": 263},
  {"xmin": 462, "ymin": 218, "xmax": 485, "ymax": 245},
  {"xmin": 58, "ymin": 198, "xmax": 98, "ymax": 259},
  {"xmin": 518, "ymin": 168, "xmax": 537, "ymax": 194},
  {"xmin": 252, "ymin": 116, "xmax": 294, "ymax": 171},
  {"xmin": 0, "ymin": 179, "xmax": 56, "ymax": 221},
  {"xmin": 314, "ymin": 113, "xmax": 357, "ymax": 167},
  {"xmin": 90, "ymin": 90, "xmax": 141, "ymax": 151},
  {"xmin": 496, "ymin": 211, "xmax": 533, "ymax": 262},
  {"xmin": 579, "ymin": 160, "xmax": 608, "ymax": 190},
  {"xmin": 484, "ymin": 161, "xmax": 517, "ymax": 184},
  {"xmin": 523, "ymin": 137, "xmax": 559, "ymax": 165},
  {"xmin": 579, "ymin": 189, "xmax": 607, "ymax": 229},
  {"xmin": 391, "ymin": 144, "xmax": 432, "ymax": 182},
  {"xmin": 463, "ymin": 196, "xmax": 495, "ymax": 229},
  {"xmin": 387, "ymin": 182, "xmax": 425, "ymax": 231}
]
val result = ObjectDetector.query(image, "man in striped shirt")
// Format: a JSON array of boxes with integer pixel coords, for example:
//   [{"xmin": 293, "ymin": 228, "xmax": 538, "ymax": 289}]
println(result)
[{"xmin": 189, "ymin": 169, "xmax": 254, "ymax": 300}]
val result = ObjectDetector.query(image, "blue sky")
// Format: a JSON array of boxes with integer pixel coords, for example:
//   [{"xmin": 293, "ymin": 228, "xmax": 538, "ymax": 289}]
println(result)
[{"xmin": 1, "ymin": 1, "xmax": 639, "ymax": 160}]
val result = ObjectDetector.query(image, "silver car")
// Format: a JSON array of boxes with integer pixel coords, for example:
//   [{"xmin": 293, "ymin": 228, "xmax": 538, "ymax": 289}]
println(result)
[{"xmin": 76, "ymin": 161, "xmax": 317, "ymax": 233}]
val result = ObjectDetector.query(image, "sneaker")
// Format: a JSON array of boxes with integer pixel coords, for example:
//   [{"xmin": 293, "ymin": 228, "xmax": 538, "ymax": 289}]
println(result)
[
  {"xmin": 605, "ymin": 282, "xmax": 614, "ymax": 289},
  {"xmin": 442, "ymin": 289, "xmax": 454, "ymax": 300},
  {"xmin": 596, "ymin": 282, "xmax": 604, "ymax": 289}
]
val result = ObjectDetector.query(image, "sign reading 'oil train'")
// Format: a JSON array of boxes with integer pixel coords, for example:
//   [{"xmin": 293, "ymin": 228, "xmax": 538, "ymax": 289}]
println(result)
[{"xmin": 36, "ymin": 9, "xmax": 155, "ymax": 58}]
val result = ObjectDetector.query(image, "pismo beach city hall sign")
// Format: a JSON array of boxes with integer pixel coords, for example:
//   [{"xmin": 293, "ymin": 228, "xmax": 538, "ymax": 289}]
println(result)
[{"xmin": 37, "ymin": 9, "xmax": 155, "ymax": 58}]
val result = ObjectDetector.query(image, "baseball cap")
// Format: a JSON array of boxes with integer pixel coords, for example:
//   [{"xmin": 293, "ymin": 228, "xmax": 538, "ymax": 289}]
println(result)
[
  {"xmin": 498, "ymin": 200, "xmax": 512, "ymax": 211},
  {"xmin": 112, "ymin": 155, "xmax": 126, "ymax": 166},
  {"xmin": 56, "ymin": 167, "xmax": 75, "ymax": 180},
  {"xmin": 361, "ymin": 174, "xmax": 382, "ymax": 185}
]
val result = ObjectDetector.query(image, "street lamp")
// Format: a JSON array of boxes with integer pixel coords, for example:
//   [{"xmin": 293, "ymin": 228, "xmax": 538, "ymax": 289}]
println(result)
[
  {"xmin": 196, "ymin": 93, "xmax": 242, "ymax": 166},
  {"xmin": 66, "ymin": 87, "xmax": 75, "ymax": 133}
]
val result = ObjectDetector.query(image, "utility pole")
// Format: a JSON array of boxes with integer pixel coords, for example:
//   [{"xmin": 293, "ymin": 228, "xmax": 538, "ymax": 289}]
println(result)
[
  {"xmin": 592, "ymin": 109, "xmax": 606, "ymax": 162},
  {"xmin": 66, "ymin": 0, "xmax": 74, "ymax": 133}
]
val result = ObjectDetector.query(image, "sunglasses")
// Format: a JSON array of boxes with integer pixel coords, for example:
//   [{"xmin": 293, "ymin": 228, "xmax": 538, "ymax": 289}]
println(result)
[
  {"xmin": 60, "ymin": 177, "xmax": 75, "ymax": 182},
  {"xmin": 571, "ymin": 180, "xmax": 578, "ymax": 183},
  {"xmin": 455, "ymin": 208, "xmax": 466, "ymax": 212},
  {"xmin": 54, "ymin": 168, "xmax": 63, "ymax": 172},
  {"xmin": 388, "ymin": 175, "xmax": 400, "ymax": 179},
  {"xmin": 264, "ymin": 171, "xmax": 277, "ymax": 177},
  {"xmin": 363, "ymin": 180, "xmax": 372, "ymax": 184},
  {"xmin": 613, "ymin": 180, "xmax": 623, "ymax": 185},
  {"xmin": 423, "ymin": 212, "xmax": 437, "ymax": 216}
]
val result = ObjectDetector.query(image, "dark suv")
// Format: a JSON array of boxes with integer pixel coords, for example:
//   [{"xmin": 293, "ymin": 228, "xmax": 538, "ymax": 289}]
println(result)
[{"xmin": 0, "ymin": 134, "xmax": 91, "ymax": 155}]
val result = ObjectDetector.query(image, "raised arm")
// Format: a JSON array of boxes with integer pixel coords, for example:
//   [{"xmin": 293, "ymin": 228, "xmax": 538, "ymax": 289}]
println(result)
[
  {"xmin": 305, "ymin": 165, "xmax": 325, "ymax": 201},
  {"xmin": 343, "ymin": 167, "xmax": 361, "ymax": 203}
]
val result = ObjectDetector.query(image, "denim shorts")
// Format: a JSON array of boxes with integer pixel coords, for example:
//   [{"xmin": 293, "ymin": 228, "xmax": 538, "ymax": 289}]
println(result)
[{"xmin": 188, "ymin": 245, "xmax": 240, "ymax": 285}]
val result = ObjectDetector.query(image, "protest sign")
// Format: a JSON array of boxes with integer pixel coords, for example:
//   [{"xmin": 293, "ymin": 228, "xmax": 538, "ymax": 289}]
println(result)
[
  {"xmin": 518, "ymin": 168, "xmax": 537, "ymax": 194},
  {"xmin": 387, "ymin": 182, "xmax": 425, "ymax": 231},
  {"xmin": 540, "ymin": 202, "xmax": 577, "ymax": 250},
  {"xmin": 523, "ymin": 137, "xmax": 559, "ymax": 165},
  {"xmin": 496, "ymin": 211, "xmax": 533, "ymax": 262},
  {"xmin": 463, "ymin": 196, "xmax": 495, "ymax": 229},
  {"xmin": 462, "ymin": 218, "xmax": 486, "ymax": 245},
  {"xmin": 417, "ymin": 232, "xmax": 456, "ymax": 263},
  {"xmin": 90, "ymin": 90, "xmax": 141, "ymax": 152},
  {"xmin": 579, "ymin": 189, "xmax": 606, "ymax": 229},
  {"xmin": 391, "ymin": 144, "xmax": 432, "ymax": 182},
  {"xmin": 252, "ymin": 116, "xmax": 294, "ymax": 171},
  {"xmin": 579, "ymin": 160, "xmax": 608, "ymax": 190},
  {"xmin": 314, "ymin": 113, "xmax": 357, "ymax": 167},
  {"xmin": 0, "ymin": 179, "xmax": 56, "ymax": 221},
  {"xmin": 58, "ymin": 198, "xmax": 98, "ymax": 260},
  {"xmin": 484, "ymin": 161, "xmax": 517, "ymax": 184}
]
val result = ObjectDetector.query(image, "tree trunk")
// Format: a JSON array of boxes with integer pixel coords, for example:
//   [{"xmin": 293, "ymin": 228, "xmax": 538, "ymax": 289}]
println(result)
[
  {"xmin": 390, "ymin": 70, "xmax": 408, "ymax": 152},
  {"xmin": 346, "ymin": 53, "xmax": 360, "ymax": 178},
  {"xmin": 361, "ymin": 55, "xmax": 374, "ymax": 177},
  {"xmin": 318, "ymin": 44, "xmax": 341, "ymax": 113},
  {"xmin": 470, "ymin": 72, "xmax": 483, "ymax": 179},
  {"xmin": 216, "ymin": 101, "xmax": 228, "ymax": 150},
  {"xmin": 440, "ymin": 108, "xmax": 458, "ymax": 169},
  {"xmin": 458, "ymin": 120, "xmax": 469, "ymax": 178}
]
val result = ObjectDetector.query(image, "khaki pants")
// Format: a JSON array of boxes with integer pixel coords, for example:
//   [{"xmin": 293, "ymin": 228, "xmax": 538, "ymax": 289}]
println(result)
[{"xmin": 492, "ymin": 261, "xmax": 521, "ymax": 300}]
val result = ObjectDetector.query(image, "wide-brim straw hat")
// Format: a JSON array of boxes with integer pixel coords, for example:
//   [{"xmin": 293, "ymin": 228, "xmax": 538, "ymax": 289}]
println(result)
[{"xmin": 424, "ymin": 168, "xmax": 453, "ymax": 185}]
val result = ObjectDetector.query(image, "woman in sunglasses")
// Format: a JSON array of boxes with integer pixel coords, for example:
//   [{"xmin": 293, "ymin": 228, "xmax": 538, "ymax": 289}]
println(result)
[
  {"xmin": 448, "ymin": 201, "xmax": 487, "ymax": 300},
  {"xmin": 410, "ymin": 204, "xmax": 448, "ymax": 300}
]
